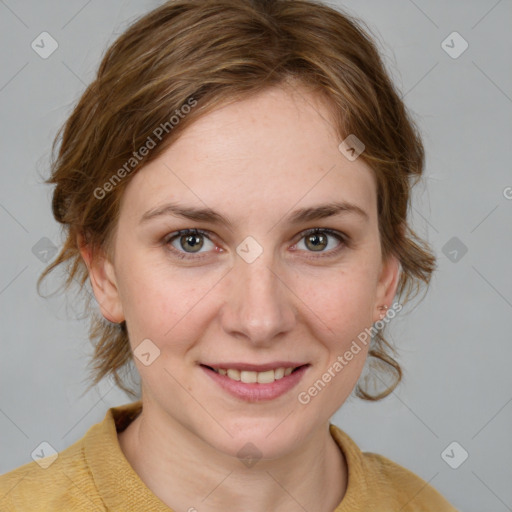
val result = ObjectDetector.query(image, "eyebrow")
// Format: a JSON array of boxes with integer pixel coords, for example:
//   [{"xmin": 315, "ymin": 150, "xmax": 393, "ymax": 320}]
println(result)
[{"xmin": 139, "ymin": 200, "xmax": 369, "ymax": 227}]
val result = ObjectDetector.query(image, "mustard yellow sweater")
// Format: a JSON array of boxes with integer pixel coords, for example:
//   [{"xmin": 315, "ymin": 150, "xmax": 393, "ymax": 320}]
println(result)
[{"xmin": 0, "ymin": 401, "xmax": 458, "ymax": 511}]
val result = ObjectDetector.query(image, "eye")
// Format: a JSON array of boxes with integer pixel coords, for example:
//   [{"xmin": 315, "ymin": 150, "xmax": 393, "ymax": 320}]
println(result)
[
  {"xmin": 163, "ymin": 227, "xmax": 346, "ymax": 260},
  {"xmin": 293, "ymin": 228, "xmax": 345, "ymax": 255},
  {"xmin": 165, "ymin": 229, "xmax": 216, "ymax": 256}
]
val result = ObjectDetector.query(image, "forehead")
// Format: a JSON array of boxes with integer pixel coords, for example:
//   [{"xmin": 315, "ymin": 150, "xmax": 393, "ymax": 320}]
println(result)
[{"xmin": 121, "ymin": 86, "xmax": 377, "ymax": 225}]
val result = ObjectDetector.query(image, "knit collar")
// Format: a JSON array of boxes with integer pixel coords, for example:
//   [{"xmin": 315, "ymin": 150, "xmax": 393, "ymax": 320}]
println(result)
[{"xmin": 84, "ymin": 401, "xmax": 369, "ymax": 511}]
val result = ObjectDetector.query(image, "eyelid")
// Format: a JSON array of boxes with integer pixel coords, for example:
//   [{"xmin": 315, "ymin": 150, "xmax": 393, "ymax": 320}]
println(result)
[
  {"xmin": 164, "ymin": 228, "xmax": 213, "ymax": 243},
  {"xmin": 295, "ymin": 227, "xmax": 346, "ymax": 242}
]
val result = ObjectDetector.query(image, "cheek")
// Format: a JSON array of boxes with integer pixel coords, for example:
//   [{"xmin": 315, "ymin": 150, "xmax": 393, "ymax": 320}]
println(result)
[
  {"xmin": 117, "ymin": 258, "xmax": 220, "ymax": 348},
  {"xmin": 292, "ymin": 264, "xmax": 378, "ymax": 343},
  {"xmin": 295, "ymin": 272, "xmax": 374, "ymax": 415}
]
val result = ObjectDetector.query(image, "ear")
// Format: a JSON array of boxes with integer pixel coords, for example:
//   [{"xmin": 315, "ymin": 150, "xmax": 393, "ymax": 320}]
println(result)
[
  {"xmin": 373, "ymin": 253, "xmax": 401, "ymax": 323},
  {"xmin": 77, "ymin": 233, "xmax": 125, "ymax": 323}
]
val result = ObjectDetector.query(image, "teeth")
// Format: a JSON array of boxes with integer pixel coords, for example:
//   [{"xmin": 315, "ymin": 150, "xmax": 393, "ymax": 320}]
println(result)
[
  {"xmin": 274, "ymin": 367, "xmax": 285, "ymax": 379},
  {"xmin": 213, "ymin": 366, "xmax": 300, "ymax": 383},
  {"xmin": 227, "ymin": 369, "xmax": 240, "ymax": 381},
  {"xmin": 256, "ymin": 370, "xmax": 274, "ymax": 384},
  {"xmin": 241, "ymin": 371, "xmax": 257, "ymax": 383}
]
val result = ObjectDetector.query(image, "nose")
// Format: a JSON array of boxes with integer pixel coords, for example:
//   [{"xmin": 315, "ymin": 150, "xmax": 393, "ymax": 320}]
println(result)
[{"xmin": 219, "ymin": 252, "xmax": 296, "ymax": 347}]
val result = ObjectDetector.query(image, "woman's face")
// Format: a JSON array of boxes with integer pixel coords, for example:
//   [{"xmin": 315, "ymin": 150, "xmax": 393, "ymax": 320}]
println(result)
[{"xmin": 87, "ymin": 85, "xmax": 399, "ymax": 459}]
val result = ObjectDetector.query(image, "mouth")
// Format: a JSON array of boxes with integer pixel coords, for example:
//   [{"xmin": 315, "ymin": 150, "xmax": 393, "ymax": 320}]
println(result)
[{"xmin": 200, "ymin": 363, "xmax": 309, "ymax": 384}]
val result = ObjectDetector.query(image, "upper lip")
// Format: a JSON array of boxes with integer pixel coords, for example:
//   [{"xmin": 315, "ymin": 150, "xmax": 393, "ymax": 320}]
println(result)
[{"xmin": 201, "ymin": 362, "xmax": 309, "ymax": 372}]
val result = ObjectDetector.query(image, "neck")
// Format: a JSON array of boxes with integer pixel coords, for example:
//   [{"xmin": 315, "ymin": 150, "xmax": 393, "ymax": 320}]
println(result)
[{"xmin": 118, "ymin": 402, "xmax": 347, "ymax": 512}]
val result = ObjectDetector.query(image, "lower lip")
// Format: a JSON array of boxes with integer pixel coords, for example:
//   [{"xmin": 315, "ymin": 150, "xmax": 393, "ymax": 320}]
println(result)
[{"xmin": 201, "ymin": 365, "xmax": 309, "ymax": 402}]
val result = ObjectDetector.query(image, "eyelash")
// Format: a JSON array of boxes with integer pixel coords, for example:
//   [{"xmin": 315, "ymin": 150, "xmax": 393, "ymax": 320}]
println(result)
[{"xmin": 163, "ymin": 227, "xmax": 347, "ymax": 261}]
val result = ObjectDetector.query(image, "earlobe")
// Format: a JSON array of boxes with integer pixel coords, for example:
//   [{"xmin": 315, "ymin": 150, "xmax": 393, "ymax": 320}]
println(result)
[
  {"xmin": 374, "ymin": 255, "xmax": 401, "ymax": 322},
  {"xmin": 77, "ymin": 234, "xmax": 125, "ymax": 324}
]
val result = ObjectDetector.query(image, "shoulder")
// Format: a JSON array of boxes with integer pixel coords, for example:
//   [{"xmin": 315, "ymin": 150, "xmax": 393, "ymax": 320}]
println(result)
[
  {"xmin": 361, "ymin": 451, "xmax": 458, "ymax": 510},
  {"xmin": 329, "ymin": 424, "xmax": 459, "ymax": 511},
  {"xmin": 0, "ymin": 401, "xmax": 143, "ymax": 511},
  {"xmin": 0, "ymin": 436, "xmax": 105, "ymax": 511}
]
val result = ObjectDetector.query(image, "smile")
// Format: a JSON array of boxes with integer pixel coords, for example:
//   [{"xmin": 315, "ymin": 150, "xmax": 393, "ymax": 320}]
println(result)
[{"xmin": 200, "ymin": 363, "xmax": 310, "ymax": 402}]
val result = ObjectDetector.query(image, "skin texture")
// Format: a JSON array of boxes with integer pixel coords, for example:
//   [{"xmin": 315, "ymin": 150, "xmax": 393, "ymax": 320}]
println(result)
[{"xmin": 81, "ymin": 85, "xmax": 400, "ymax": 511}]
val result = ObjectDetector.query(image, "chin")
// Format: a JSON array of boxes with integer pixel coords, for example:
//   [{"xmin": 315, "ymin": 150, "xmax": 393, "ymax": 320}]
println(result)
[{"xmin": 196, "ymin": 414, "xmax": 313, "ymax": 463}]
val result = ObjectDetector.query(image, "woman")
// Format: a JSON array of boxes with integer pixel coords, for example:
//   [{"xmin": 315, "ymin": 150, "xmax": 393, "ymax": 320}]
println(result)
[{"xmin": 0, "ymin": 0, "xmax": 458, "ymax": 510}]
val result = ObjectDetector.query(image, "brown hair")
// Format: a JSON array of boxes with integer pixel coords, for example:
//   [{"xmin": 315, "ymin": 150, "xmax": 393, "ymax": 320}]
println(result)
[{"xmin": 39, "ymin": 0, "xmax": 436, "ymax": 400}]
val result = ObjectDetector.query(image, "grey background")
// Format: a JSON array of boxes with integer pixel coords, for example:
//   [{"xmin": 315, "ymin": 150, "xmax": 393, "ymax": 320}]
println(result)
[{"xmin": 0, "ymin": 1, "xmax": 511, "ymax": 510}]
